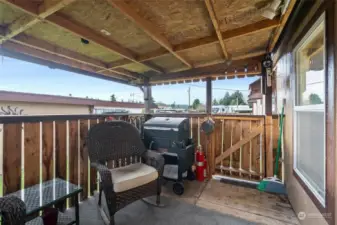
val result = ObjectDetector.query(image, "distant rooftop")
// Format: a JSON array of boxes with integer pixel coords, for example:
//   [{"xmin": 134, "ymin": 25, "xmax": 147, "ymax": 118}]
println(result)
[{"xmin": 0, "ymin": 90, "xmax": 146, "ymax": 108}]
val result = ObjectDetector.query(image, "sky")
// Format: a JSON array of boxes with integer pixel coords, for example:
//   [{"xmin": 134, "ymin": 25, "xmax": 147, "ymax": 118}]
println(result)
[{"xmin": 0, "ymin": 56, "xmax": 259, "ymax": 105}]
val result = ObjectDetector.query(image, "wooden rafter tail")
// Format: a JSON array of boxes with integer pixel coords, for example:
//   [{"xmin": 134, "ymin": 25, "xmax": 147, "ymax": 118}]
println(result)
[
  {"xmin": 149, "ymin": 52, "xmax": 263, "ymax": 84},
  {"xmin": 150, "ymin": 70, "xmax": 260, "ymax": 85},
  {"xmin": 268, "ymin": 0, "xmax": 297, "ymax": 52},
  {"xmin": 215, "ymin": 125, "xmax": 263, "ymax": 164},
  {"xmin": 204, "ymin": 0, "xmax": 229, "ymax": 59},
  {"xmin": 0, "ymin": 0, "xmax": 163, "ymax": 74},
  {"xmin": 0, "ymin": 0, "xmax": 76, "ymax": 44},
  {"xmin": 107, "ymin": 0, "xmax": 192, "ymax": 68}
]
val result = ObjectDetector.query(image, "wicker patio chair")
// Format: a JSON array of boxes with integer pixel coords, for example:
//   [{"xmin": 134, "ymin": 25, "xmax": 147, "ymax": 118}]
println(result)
[
  {"xmin": 0, "ymin": 196, "xmax": 26, "ymax": 225},
  {"xmin": 88, "ymin": 121, "xmax": 164, "ymax": 225}
]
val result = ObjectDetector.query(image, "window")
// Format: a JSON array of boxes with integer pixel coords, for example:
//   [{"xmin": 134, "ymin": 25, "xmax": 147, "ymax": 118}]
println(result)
[{"xmin": 293, "ymin": 15, "xmax": 325, "ymax": 206}]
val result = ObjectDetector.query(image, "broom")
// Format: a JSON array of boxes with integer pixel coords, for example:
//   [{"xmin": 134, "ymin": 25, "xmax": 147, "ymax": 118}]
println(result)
[{"xmin": 257, "ymin": 102, "xmax": 286, "ymax": 195}]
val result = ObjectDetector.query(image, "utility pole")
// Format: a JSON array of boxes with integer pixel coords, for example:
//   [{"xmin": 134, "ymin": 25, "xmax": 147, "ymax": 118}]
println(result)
[
  {"xmin": 187, "ymin": 87, "xmax": 191, "ymax": 110},
  {"xmin": 130, "ymin": 93, "xmax": 135, "ymax": 102}
]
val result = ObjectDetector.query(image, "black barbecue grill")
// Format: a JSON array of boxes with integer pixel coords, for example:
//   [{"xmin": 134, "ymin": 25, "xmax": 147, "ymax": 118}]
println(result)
[{"xmin": 143, "ymin": 117, "xmax": 195, "ymax": 195}]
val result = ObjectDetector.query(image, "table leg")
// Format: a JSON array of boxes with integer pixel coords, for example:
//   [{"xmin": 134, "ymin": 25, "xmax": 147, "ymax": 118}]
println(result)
[
  {"xmin": 74, "ymin": 194, "xmax": 80, "ymax": 225},
  {"xmin": 55, "ymin": 201, "xmax": 66, "ymax": 213}
]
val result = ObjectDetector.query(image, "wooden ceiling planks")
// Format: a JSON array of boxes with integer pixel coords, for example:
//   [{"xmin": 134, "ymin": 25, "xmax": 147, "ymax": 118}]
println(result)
[
  {"xmin": 212, "ymin": 0, "xmax": 269, "ymax": 32},
  {"xmin": 123, "ymin": 0, "xmax": 214, "ymax": 46},
  {"xmin": 59, "ymin": 0, "xmax": 162, "ymax": 56},
  {"xmin": 99, "ymin": 18, "xmax": 279, "ymax": 71},
  {"xmin": 107, "ymin": 0, "xmax": 192, "ymax": 68},
  {"xmin": 0, "ymin": 0, "xmax": 296, "ymax": 85},
  {"xmin": 24, "ymin": 22, "xmax": 122, "ymax": 63},
  {"xmin": 225, "ymin": 29, "xmax": 272, "ymax": 58},
  {"xmin": 9, "ymin": 34, "xmax": 139, "ymax": 79},
  {"xmin": 0, "ymin": 0, "xmax": 75, "ymax": 43},
  {"xmin": 2, "ymin": 40, "xmax": 130, "ymax": 81},
  {"xmin": 47, "ymin": 13, "xmax": 164, "ymax": 73},
  {"xmin": 1, "ymin": 0, "xmax": 164, "ymax": 73}
]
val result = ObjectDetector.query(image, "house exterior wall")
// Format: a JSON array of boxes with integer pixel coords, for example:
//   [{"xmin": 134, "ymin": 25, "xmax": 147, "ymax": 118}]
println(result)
[
  {"xmin": 276, "ymin": 54, "xmax": 327, "ymax": 225},
  {"xmin": 0, "ymin": 101, "xmax": 90, "ymax": 115},
  {"xmin": 93, "ymin": 106, "xmax": 143, "ymax": 114},
  {"xmin": 274, "ymin": 1, "xmax": 335, "ymax": 225}
]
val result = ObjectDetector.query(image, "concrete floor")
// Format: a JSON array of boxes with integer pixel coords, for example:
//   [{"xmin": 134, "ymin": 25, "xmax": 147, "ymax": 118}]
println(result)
[{"xmin": 62, "ymin": 180, "xmax": 299, "ymax": 225}]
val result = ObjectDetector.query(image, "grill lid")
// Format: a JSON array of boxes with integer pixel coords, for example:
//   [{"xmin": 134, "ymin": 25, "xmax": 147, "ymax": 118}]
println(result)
[{"xmin": 144, "ymin": 117, "xmax": 188, "ymax": 129}]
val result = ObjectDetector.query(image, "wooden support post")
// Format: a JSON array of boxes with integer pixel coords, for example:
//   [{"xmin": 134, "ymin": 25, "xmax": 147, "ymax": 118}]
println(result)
[
  {"xmin": 143, "ymin": 78, "xmax": 152, "ymax": 116},
  {"xmin": 262, "ymin": 63, "xmax": 274, "ymax": 177},
  {"xmin": 206, "ymin": 77, "xmax": 212, "ymax": 115}
]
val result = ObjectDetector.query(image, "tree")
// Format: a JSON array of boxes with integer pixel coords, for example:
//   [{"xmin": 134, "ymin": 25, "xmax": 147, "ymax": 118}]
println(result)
[
  {"xmin": 231, "ymin": 90, "xmax": 246, "ymax": 105},
  {"xmin": 219, "ymin": 92, "xmax": 231, "ymax": 105},
  {"xmin": 212, "ymin": 98, "xmax": 218, "ymax": 105},
  {"xmin": 110, "ymin": 94, "xmax": 116, "ymax": 102},
  {"xmin": 171, "ymin": 101, "xmax": 176, "ymax": 109},
  {"xmin": 219, "ymin": 91, "xmax": 247, "ymax": 106},
  {"xmin": 192, "ymin": 99, "xmax": 201, "ymax": 109},
  {"xmin": 309, "ymin": 93, "xmax": 323, "ymax": 104}
]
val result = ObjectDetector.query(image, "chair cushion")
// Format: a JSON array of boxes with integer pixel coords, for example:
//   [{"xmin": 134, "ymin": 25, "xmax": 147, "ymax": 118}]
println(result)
[{"xmin": 110, "ymin": 163, "xmax": 158, "ymax": 193}]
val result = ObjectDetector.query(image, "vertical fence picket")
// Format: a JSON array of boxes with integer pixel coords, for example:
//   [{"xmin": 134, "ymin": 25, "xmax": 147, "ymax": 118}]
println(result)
[
  {"xmin": 0, "ymin": 124, "xmax": 3, "ymax": 197},
  {"xmin": 24, "ymin": 122, "xmax": 40, "ymax": 188},
  {"xmin": 68, "ymin": 120, "xmax": 79, "ymax": 207},
  {"xmin": 56, "ymin": 121, "xmax": 67, "ymax": 182},
  {"xmin": 239, "ymin": 120, "xmax": 242, "ymax": 177},
  {"xmin": 249, "ymin": 121, "xmax": 252, "ymax": 179},
  {"xmin": 3, "ymin": 123, "xmax": 22, "ymax": 195},
  {"xmin": 42, "ymin": 122, "xmax": 54, "ymax": 182},
  {"xmin": 79, "ymin": 119, "xmax": 89, "ymax": 201},
  {"xmin": 96, "ymin": 119, "xmax": 100, "ymax": 195},
  {"xmin": 90, "ymin": 119, "xmax": 97, "ymax": 195},
  {"xmin": 259, "ymin": 119, "xmax": 264, "ymax": 178},
  {"xmin": 229, "ymin": 120, "xmax": 233, "ymax": 176},
  {"xmin": 220, "ymin": 120, "xmax": 224, "ymax": 174}
]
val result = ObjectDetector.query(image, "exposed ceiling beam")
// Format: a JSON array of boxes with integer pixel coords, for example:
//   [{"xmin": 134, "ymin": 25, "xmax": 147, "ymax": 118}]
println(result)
[
  {"xmin": 194, "ymin": 50, "xmax": 266, "ymax": 68},
  {"xmin": 2, "ymin": 41, "xmax": 129, "ymax": 81},
  {"xmin": 10, "ymin": 34, "xmax": 139, "ymax": 79},
  {"xmin": 107, "ymin": 0, "xmax": 192, "ymax": 68},
  {"xmin": 164, "ymin": 50, "xmax": 266, "ymax": 73},
  {"xmin": 0, "ymin": 0, "xmax": 164, "ymax": 74},
  {"xmin": 268, "ymin": 0, "xmax": 297, "ymax": 52},
  {"xmin": 99, "ymin": 19, "xmax": 279, "ymax": 72},
  {"xmin": 204, "ymin": 0, "xmax": 229, "ymax": 59},
  {"xmin": 149, "ymin": 59, "xmax": 262, "ymax": 84},
  {"xmin": 0, "ymin": 0, "xmax": 76, "ymax": 43}
]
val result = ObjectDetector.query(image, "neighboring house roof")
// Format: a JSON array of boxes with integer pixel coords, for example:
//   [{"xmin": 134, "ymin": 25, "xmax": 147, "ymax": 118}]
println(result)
[
  {"xmin": 249, "ymin": 78, "xmax": 261, "ymax": 90},
  {"xmin": 0, "ymin": 90, "xmax": 147, "ymax": 108},
  {"xmin": 247, "ymin": 93, "xmax": 263, "ymax": 103},
  {"xmin": 248, "ymin": 78, "xmax": 262, "ymax": 103}
]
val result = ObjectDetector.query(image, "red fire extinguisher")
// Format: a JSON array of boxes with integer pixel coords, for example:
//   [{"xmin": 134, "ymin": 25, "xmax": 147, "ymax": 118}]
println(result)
[{"xmin": 196, "ymin": 146, "xmax": 206, "ymax": 182}]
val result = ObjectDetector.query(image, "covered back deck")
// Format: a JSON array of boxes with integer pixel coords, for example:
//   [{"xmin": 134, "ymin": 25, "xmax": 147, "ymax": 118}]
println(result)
[{"xmin": 2, "ymin": 0, "xmax": 336, "ymax": 224}]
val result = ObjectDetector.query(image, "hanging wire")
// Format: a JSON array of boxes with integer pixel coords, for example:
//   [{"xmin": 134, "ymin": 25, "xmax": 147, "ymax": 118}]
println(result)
[{"xmin": 187, "ymin": 83, "xmax": 250, "ymax": 92}]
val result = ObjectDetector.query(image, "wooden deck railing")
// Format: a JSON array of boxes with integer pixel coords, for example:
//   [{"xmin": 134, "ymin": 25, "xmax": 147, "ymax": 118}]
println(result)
[{"xmin": 0, "ymin": 113, "xmax": 281, "ymax": 205}]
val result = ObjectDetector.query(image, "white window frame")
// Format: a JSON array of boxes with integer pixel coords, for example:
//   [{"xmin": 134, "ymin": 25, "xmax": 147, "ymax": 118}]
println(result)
[{"xmin": 293, "ymin": 14, "xmax": 326, "ymax": 207}]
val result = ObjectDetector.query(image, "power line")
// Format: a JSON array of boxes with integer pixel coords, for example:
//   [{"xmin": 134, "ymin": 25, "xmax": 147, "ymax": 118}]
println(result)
[{"xmin": 187, "ymin": 84, "xmax": 250, "ymax": 92}]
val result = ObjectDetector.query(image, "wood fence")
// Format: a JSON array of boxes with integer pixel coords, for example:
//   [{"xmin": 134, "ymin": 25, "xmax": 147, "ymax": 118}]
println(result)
[{"xmin": 0, "ymin": 113, "xmax": 281, "ymax": 205}]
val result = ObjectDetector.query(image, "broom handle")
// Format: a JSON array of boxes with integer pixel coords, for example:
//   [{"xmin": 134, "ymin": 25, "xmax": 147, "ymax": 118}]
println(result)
[{"xmin": 274, "ymin": 104, "xmax": 284, "ymax": 177}]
